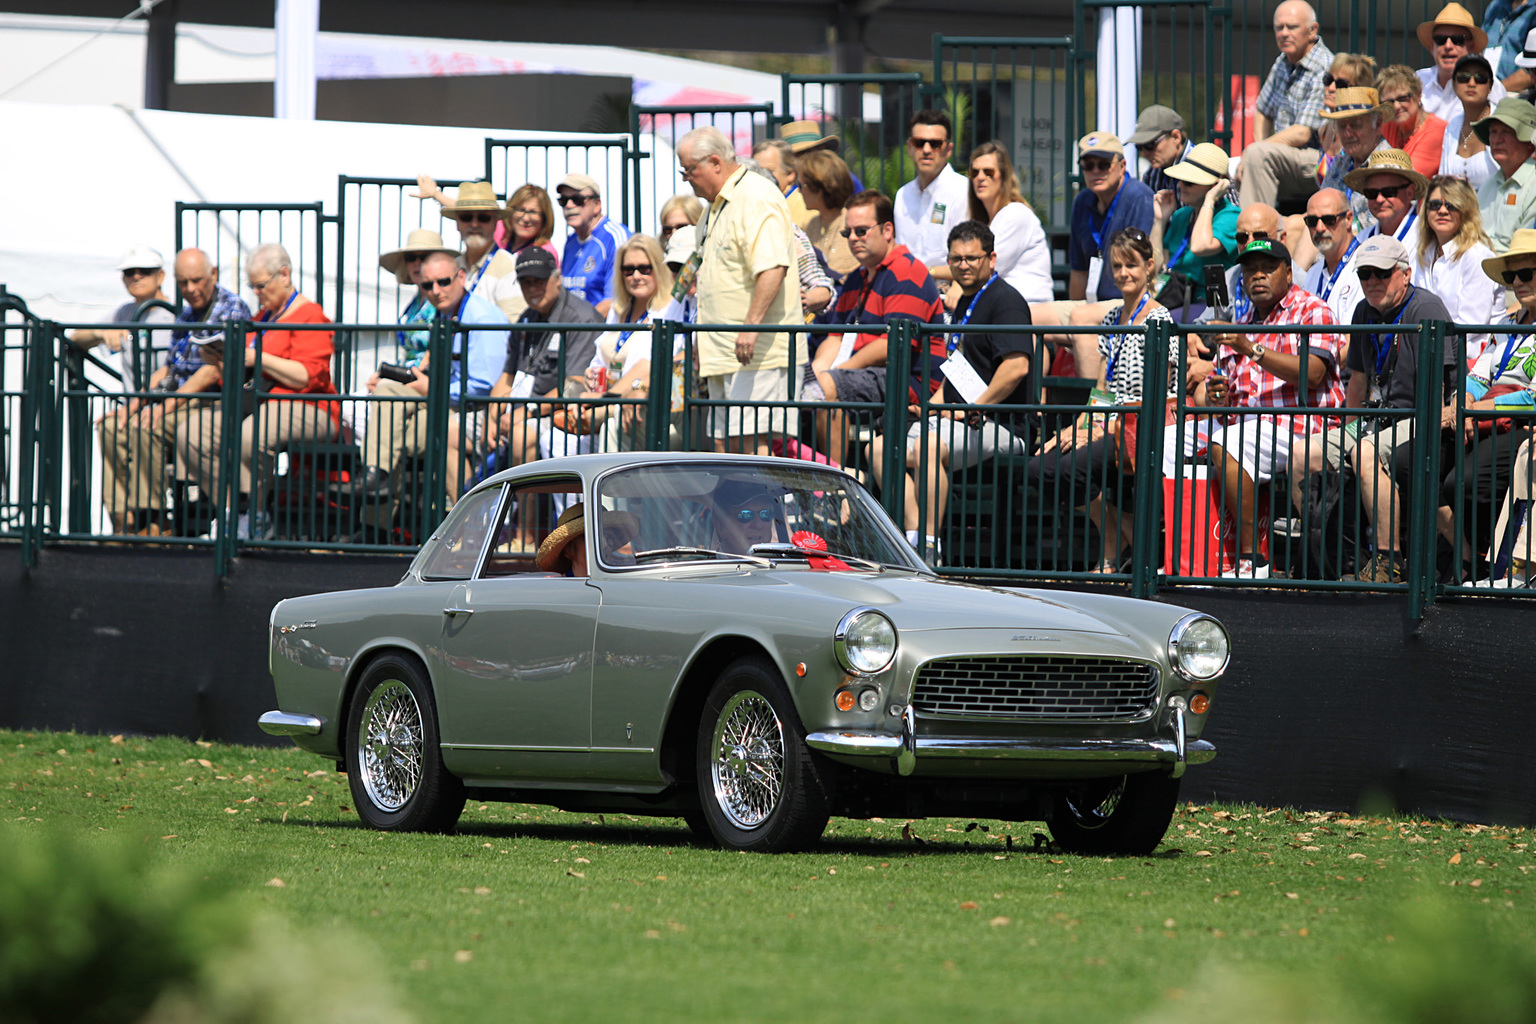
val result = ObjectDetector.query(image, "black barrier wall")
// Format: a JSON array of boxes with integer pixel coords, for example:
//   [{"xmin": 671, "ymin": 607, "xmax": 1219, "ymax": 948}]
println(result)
[{"xmin": 1, "ymin": 544, "xmax": 1531, "ymax": 826}]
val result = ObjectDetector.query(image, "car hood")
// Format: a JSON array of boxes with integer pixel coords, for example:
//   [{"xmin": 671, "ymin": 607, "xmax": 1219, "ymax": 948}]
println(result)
[{"xmin": 669, "ymin": 568, "xmax": 1132, "ymax": 636}]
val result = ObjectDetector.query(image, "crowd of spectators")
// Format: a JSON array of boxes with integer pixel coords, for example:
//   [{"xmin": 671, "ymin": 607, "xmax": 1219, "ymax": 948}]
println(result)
[{"xmin": 62, "ymin": 0, "xmax": 1536, "ymax": 587}]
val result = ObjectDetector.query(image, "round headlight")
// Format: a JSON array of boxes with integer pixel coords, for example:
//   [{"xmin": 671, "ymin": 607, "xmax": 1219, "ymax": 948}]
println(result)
[
  {"xmin": 835, "ymin": 608, "xmax": 897, "ymax": 675},
  {"xmin": 1169, "ymin": 615, "xmax": 1230, "ymax": 681}
]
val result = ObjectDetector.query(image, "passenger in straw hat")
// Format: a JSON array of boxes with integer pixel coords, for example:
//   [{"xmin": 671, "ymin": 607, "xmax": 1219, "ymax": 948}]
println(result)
[
  {"xmin": 1415, "ymin": 2, "xmax": 1507, "ymax": 120},
  {"xmin": 1472, "ymin": 97, "xmax": 1536, "ymax": 250},
  {"xmin": 1343, "ymin": 149, "xmax": 1428, "ymax": 253},
  {"xmin": 534, "ymin": 503, "xmax": 640, "ymax": 575},
  {"xmin": 1318, "ymin": 87, "xmax": 1393, "ymax": 229}
]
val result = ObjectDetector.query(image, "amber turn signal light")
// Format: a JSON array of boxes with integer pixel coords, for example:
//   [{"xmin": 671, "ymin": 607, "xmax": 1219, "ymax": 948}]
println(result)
[
  {"xmin": 1189, "ymin": 694, "xmax": 1209, "ymax": 715},
  {"xmin": 795, "ymin": 662, "xmax": 807, "ymax": 677},
  {"xmin": 835, "ymin": 690, "xmax": 856, "ymax": 712}
]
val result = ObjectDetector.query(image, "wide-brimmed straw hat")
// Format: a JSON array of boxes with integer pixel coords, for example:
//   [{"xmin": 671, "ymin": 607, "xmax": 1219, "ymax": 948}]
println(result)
[
  {"xmin": 534, "ymin": 504, "xmax": 639, "ymax": 573},
  {"xmin": 1162, "ymin": 142, "xmax": 1231, "ymax": 186},
  {"xmin": 1416, "ymin": 3, "xmax": 1488, "ymax": 54},
  {"xmin": 779, "ymin": 120, "xmax": 840, "ymax": 154},
  {"xmin": 378, "ymin": 229, "xmax": 458, "ymax": 284},
  {"xmin": 1320, "ymin": 87, "xmax": 1391, "ymax": 120},
  {"xmin": 1481, "ymin": 228, "xmax": 1536, "ymax": 283},
  {"xmin": 452, "ymin": 180, "xmax": 504, "ymax": 215},
  {"xmin": 1342, "ymin": 148, "xmax": 1429, "ymax": 198}
]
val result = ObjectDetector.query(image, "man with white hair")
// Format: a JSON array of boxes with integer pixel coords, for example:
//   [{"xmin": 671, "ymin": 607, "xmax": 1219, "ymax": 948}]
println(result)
[
  {"xmin": 1317, "ymin": 88, "xmax": 1393, "ymax": 229},
  {"xmin": 677, "ymin": 125, "xmax": 797, "ymax": 455},
  {"xmin": 1237, "ymin": 1, "xmax": 1335, "ymax": 208}
]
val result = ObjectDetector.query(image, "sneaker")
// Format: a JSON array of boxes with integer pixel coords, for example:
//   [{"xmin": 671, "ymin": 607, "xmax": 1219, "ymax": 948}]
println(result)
[
  {"xmin": 1221, "ymin": 558, "xmax": 1271, "ymax": 579},
  {"xmin": 1360, "ymin": 553, "xmax": 1403, "ymax": 584},
  {"xmin": 1271, "ymin": 517, "xmax": 1305, "ymax": 539},
  {"xmin": 921, "ymin": 538, "xmax": 943, "ymax": 569}
]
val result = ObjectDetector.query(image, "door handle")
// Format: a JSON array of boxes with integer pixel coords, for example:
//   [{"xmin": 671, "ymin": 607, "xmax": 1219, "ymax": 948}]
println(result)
[{"xmin": 443, "ymin": 607, "xmax": 473, "ymax": 619}]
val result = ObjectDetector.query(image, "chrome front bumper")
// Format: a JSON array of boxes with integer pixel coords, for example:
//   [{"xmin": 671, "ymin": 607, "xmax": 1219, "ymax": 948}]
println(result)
[
  {"xmin": 258, "ymin": 710, "xmax": 325, "ymax": 736},
  {"xmin": 806, "ymin": 719, "xmax": 1214, "ymax": 778}
]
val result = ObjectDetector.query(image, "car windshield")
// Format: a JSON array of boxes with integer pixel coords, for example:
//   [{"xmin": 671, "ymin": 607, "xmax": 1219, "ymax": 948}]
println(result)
[{"xmin": 594, "ymin": 462, "xmax": 919, "ymax": 570}]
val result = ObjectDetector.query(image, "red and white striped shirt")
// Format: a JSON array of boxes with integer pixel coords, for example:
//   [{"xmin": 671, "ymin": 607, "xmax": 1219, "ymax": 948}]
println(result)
[{"xmin": 1216, "ymin": 284, "xmax": 1346, "ymax": 436}]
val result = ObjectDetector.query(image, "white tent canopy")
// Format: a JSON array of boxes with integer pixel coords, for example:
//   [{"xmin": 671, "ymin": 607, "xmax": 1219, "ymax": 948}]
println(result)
[{"xmin": 0, "ymin": 99, "xmax": 675, "ymax": 322}]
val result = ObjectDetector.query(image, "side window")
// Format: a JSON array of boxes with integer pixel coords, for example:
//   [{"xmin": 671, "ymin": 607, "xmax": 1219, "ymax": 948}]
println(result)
[
  {"xmin": 481, "ymin": 479, "xmax": 585, "ymax": 577},
  {"xmin": 416, "ymin": 485, "xmax": 504, "ymax": 580}
]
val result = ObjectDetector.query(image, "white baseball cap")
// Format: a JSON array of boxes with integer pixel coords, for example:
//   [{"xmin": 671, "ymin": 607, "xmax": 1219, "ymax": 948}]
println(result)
[{"xmin": 115, "ymin": 246, "xmax": 165, "ymax": 271}]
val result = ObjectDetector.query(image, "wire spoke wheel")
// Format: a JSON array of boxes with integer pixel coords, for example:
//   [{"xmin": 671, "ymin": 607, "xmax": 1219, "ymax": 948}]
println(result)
[
  {"xmin": 1062, "ymin": 776, "xmax": 1126, "ymax": 830},
  {"xmin": 710, "ymin": 690, "xmax": 786, "ymax": 829},
  {"xmin": 1049, "ymin": 771, "xmax": 1180, "ymax": 856},
  {"xmin": 358, "ymin": 678, "xmax": 424, "ymax": 812}
]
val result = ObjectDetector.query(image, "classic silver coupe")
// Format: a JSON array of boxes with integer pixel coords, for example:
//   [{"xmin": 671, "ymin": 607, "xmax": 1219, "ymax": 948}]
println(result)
[{"xmin": 260, "ymin": 453, "xmax": 1228, "ymax": 854}]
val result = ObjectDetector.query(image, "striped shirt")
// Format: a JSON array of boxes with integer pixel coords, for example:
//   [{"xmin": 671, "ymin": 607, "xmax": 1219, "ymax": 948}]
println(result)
[
  {"xmin": 828, "ymin": 243, "xmax": 944, "ymax": 395},
  {"xmin": 1255, "ymin": 40, "xmax": 1334, "ymax": 141},
  {"xmin": 1216, "ymin": 284, "xmax": 1346, "ymax": 436},
  {"xmin": 561, "ymin": 216, "xmax": 631, "ymax": 308}
]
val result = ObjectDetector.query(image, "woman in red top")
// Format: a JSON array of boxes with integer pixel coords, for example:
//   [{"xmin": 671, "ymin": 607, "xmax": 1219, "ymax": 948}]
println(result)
[{"xmin": 176, "ymin": 243, "xmax": 339, "ymax": 538}]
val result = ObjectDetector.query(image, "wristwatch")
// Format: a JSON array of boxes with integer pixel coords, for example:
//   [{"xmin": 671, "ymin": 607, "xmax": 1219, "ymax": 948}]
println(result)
[{"xmin": 1251, "ymin": 343, "xmax": 1267, "ymax": 363}]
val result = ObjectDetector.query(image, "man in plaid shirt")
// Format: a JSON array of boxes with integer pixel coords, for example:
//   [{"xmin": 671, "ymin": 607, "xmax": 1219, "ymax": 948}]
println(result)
[
  {"xmin": 1237, "ymin": 1, "xmax": 1335, "ymax": 208},
  {"xmin": 1191, "ymin": 238, "xmax": 1347, "ymax": 577}
]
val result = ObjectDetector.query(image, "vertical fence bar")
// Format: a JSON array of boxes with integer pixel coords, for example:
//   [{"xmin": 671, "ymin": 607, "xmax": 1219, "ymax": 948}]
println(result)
[
  {"xmin": 882, "ymin": 320, "xmax": 915, "ymax": 530},
  {"xmin": 1132, "ymin": 317, "xmax": 1171, "ymax": 597},
  {"xmin": 1408, "ymin": 320, "xmax": 1445, "ymax": 618},
  {"xmin": 424, "ymin": 316, "xmax": 454, "ymax": 526},
  {"xmin": 212, "ymin": 319, "xmax": 246, "ymax": 577},
  {"xmin": 647, "ymin": 321, "xmax": 675, "ymax": 452}
]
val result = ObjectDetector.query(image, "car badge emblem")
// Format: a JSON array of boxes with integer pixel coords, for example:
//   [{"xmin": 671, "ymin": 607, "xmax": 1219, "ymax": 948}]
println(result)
[{"xmin": 1010, "ymin": 634, "xmax": 1057, "ymax": 641}]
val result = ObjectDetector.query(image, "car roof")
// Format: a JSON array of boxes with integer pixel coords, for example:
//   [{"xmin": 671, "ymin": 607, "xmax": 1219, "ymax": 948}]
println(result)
[{"xmin": 466, "ymin": 452, "xmax": 861, "ymax": 498}]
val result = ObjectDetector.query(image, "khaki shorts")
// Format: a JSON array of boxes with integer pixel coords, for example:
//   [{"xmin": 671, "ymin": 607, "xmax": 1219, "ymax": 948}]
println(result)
[{"xmin": 705, "ymin": 368, "xmax": 789, "ymax": 438}]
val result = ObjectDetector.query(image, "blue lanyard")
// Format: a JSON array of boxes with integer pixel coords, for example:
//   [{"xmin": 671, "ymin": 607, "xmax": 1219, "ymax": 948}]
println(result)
[
  {"xmin": 1369, "ymin": 286, "xmax": 1415, "ymax": 379},
  {"xmin": 466, "ymin": 252, "xmax": 495, "ymax": 294},
  {"xmin": 1166, "ymin": 235, "xmax": 1191, "ymax": 270},
  {"xmin": 255, "ymin": 291, "xmax": 298, "ymax": 330},
  {"xmin": 1089, "ymin": 183, "xmax": 1123, "ymax": 255},
  {"xmin": 948, "ymin": 273, "xmax": 998, "ymax": 354},
  {"xmin": 1105, "ymin": 292, "xmax": 1149, "ymax": 385},
  {"xmin": 1392, "ymin": 209, "xmax": 1417, "ymax": 242},
  {"xmin": 1318, "ymin": 237, "xmax": 1359, "ymax": 302},
  {"xmin": 615, "ymin": 307, "xmax": 651, "ymax": 356},
  {"xmin": 1495, "ymin": 329, "xmax": 1527, "ymax": 381}
]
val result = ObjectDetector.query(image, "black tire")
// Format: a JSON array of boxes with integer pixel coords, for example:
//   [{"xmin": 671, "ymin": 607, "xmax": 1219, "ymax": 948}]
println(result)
[
  {"xmin": 345, "ymin": 653, "xmax": 465, "ymax": 833},
  {"xmin": 1048, "ymin": 771, "xmax": 1180, "ymax": 856},
  {"xmin": 694, "ymin": 655, "xmax": 830, "ymax": 852}
]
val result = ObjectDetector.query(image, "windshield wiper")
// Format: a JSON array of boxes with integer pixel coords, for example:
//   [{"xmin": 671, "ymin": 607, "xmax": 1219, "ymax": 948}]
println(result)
[
  {"xmin": 748, "ymin": 543, "xmax": 885, "ymax": 571},
  {"xmin": 632, "ymin": 546, "xmax": 771, "ymax": 567}
]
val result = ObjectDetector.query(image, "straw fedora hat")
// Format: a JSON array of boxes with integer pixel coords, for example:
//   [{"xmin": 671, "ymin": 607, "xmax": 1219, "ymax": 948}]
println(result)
[
  {"xmin": 1481, "ymin": 228, "xmax": 1536, "ymax": 283},
  {"xmin": 452, "ymin": 180, "xmax": 504, "ymax": 214},
  {"xmin": 1162, "ymin": 142, "xmax": 1232, "ymax": 186},
  {"xmin": 779, "ymin": 120, "xmax": 840, "ymax": 154},
  {"xmin": 1320, "ymin": 86, "xmax": 1392, "ymax": 120},
  {"xmin": 378, "ymin": 229, "xmax": 458, "ymax": 284},
  {"xmin": 1416, "ymin": 3, "xmax": 1488, "ymax": 54},
  {"xmin": 535, "ymin": 504, "xmax": 640, "ymax": 573},
  {"xmin": 1342, "ymin": 148, "xmax": 1429, "ymax": 198}
]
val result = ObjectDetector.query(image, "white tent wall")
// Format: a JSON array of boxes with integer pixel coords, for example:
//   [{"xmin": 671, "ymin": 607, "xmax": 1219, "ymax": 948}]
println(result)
[{"xmin": 0, "ymin": 98, "xmax": 678, "ymax": 535}]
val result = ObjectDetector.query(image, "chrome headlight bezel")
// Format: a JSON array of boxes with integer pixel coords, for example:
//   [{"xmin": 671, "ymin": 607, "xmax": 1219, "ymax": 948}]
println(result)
[
  {"xmin": 1168, "ymin": 613, "xmax": 1230, "ymax": 682},
  {"xmin": 834, "ymin": 607, "xmax": 897, "ymax": 675}
]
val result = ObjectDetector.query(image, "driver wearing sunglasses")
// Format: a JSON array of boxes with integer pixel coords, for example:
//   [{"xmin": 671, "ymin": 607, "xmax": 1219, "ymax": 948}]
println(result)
[{"xmin": 709, "ymin": 479, "xmax": 784, "ymax": 554}]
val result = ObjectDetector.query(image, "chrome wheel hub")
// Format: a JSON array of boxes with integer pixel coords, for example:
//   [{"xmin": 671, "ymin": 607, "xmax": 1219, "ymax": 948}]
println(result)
[
  {"xmin": 710, "ymin": 691, "xmax": 785, "ymax": 830},
  {"xmin": 357, "ymin": 679, "xmax": 424, "ymax": 812}
]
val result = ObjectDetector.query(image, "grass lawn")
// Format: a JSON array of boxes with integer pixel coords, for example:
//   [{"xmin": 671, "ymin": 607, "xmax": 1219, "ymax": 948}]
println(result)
[{"xmin": 4, "ymin": 728, "xmax": 1534, "ymax": 1022}]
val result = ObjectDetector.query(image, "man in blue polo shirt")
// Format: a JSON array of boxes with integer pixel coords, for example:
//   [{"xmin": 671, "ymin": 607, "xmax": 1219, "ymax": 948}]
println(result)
[
  {"xmin": 557, "ymin": 172, "xmax": 630, "ymax": 317},
  {"xmin": 1031, "ymin": 131, "xmax": 1154, "ymax": 376}
]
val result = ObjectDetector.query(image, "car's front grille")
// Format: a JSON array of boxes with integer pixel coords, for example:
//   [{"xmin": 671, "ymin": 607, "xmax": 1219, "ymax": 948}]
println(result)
[{"xmin": 912, "ymin": 655, "xmax": 1159, "ymax": 720}]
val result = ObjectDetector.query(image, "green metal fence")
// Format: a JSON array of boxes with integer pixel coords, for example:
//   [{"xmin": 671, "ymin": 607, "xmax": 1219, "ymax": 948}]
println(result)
[
  {"xmin": 173, "ymin": 202, "xmax": 335, "ymax": 318},
  {"xmin": 781, "ymin": 73, "xmax": 926, "ymax": 197},
  {"xmin": 629, "ymin": 103, "xmax": 773, "ymax": 234},
  {"xmin": 484, "ymin": 135, "xmax": 637, "ymax": 236}
]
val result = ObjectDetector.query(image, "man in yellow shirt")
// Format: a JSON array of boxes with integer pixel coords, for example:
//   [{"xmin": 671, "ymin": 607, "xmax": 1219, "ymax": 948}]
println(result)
[{"xmin": 678, "ymin": 125, "xmax": 798, "ymax": 455}]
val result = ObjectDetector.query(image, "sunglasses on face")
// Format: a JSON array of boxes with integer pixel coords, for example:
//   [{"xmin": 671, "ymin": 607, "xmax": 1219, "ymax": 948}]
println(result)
[
  {"xmin": 1362, "ymin": 185, "xmax": 1406, "ymax": 201},
  {"xmin": 403, "ymin": 253, "xmax": 426, "ymax": 263},
  {"xmin": 1303, "ymin": 212, "xmax": 1346, "ymax": 229},
  {"xmin": 733, "ymin": 507, "xmax": 775, "ymax": 523},
  {"xmin": 1383, "ymin": 93, "xmax": 1415, "ymax": 107},
  {"xmin": 622, "ymin": 263, "xmax": 653, "ymax": 276},
  {"xmin": 423, "ymin": 275, "xmax": 458, "ymax": 291},
  {"xmin": 1501, "ymin": 267, "xmax": 1536, "ymax": 284},
  {"xmin": 909, "ymin": 136, "xmax": 948, "ymax": 150},
  {"xmin": 1080, "ymin": 158, "xmax": 1114, "ymax": 173},
  {"xmin": 1356, "ymin": 266, "xmax": 1399, "ymax": 282},
  {"xmin": 969, "ymin": 166, "xmax": 999, "ymax": 179},
  {"xmin": 1134, "ymin": 132, "xmax": 1170, "ymax": 153},
  {"xmin": 1322, "ymin": 73, "xmax": 1351, "ymax": 88},
  {"xmin": 1426, "ymin": 198, "xmax": 1460, "ymax": 214},
  {"xmin": 1454, "ymin": 71, "xmax": 1492, "ymax": 84},
  {"xmin": 122, "ymin": 267, "xmax": 158, "ymax": 278},
  {"xmin": 1434, "ymin": 32, "xmax": 1471, "ymax": 47},
  {"xmin": 510, "ymin": 206, "xmax": 542, "ymax": 220},
  {"xmin": 839, "ymin": 224, "xmax": 875, "ymax": 239},
  {"xmin": 458, "ymin": 212, "xmax": 498, "ymax": 224},
  {"xmin": 1234, "ymin": 230, "xmax": 1271, "ymax": 246},
  {"xmin": 556, "ymin": 193, "xmax": 594, "ymax": 207}
]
